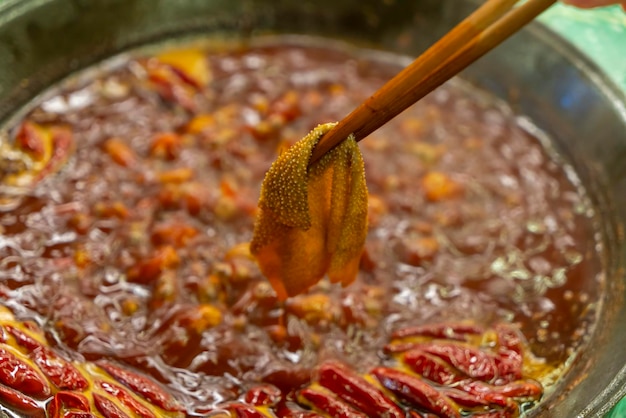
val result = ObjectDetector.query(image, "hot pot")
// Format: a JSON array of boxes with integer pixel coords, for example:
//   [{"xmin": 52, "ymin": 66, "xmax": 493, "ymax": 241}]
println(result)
[{"xmin": 0, "ymin": 0, "xmax": 625, "ymax": 416}]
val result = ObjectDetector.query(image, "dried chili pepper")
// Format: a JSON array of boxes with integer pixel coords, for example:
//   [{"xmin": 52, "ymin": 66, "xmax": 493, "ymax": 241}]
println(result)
[
  {"xmin": 0, "ymin": 347, "xmax": 50, "ymax": 398},
  {"xmin": 316, "ymin": 361, "xmax": 404, "ymax": 418},
  {"xmin": 2, "ymin": 122, "xmax": 74, "ymax": 192},
  {"xmin": 439, "ymin": 385, "xmax": 510, "ymax": 409},
  {"xmin": 493, "ymin": 324, "xmax": 524, "ymax": 384},
  {"xmin": 7, "ymin": 325, "xmax": 88, "ymax": 391},
  {"xmin": 274, "ymin": 402, "xmax": 324, "ymax": 418},
  {"xmin": 298, "ymin": 387, "xmax": 368, "ymax": 418},
  {"xmin": 244, "ymin": 384, "xmax": 282, "ymax": 407},
  {"xmin": 47, "ymin": 391, "xmax": 92, "ymax": 416},
  {"xmin": 226, "ymin": 402, "xmax": 269, "ymax": 417},
  {"xmin": 31, "ymin": 347, "xmax": 89, "ymax": 392},
  {"xmin": 98, "ymin": 380, "xmax": 158, "ymax": 418},
  {"xmin": 145, "ymin": 49, "xmax": 210, "ymax": 112},
  {"xmin": 0, "ymin": 383, "xmax": 43, "ymax": 417},
  {"xmin": 38, "ymin": 126, "xmax": 74, "ymax": 181},
  {"xmin": 93, "ymin": 392, "xmax": 131, "ymax": 418},
  {"xmin": 409, "ymin": 412, "xmax": 440, "ymax": 418},
  {"xmin": 415, "ymin": 342, "xmax": 499, "ymax": 382},
  {"xmin": 98, "ymin": 361, "xmax": 183, "ymax": 412},
  {"xmin": 403, "ymin": 348, "xmax": 465, "ymax": 385},
  {"xmin": 15, "ymin": 121, "xmax": 48, "ymax": 160},
  {"xmin": 459, "ymin": 379, "xmax": 542, "ymax": 401},
  {"xmin": 371, "ymin": 367, "xmax": 461, "ymax": 418}
]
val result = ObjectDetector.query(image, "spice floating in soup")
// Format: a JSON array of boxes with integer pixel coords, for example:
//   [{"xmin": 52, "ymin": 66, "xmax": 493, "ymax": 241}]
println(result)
[{"xmin": 0, "ymin": 39, "xmax": 602, "ymax": 417}]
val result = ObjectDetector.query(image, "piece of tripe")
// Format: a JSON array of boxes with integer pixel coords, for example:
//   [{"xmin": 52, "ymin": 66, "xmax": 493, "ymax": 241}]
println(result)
[{"xmin": 251, "ymin": 123, "xmax": 368, "ymax": 300}]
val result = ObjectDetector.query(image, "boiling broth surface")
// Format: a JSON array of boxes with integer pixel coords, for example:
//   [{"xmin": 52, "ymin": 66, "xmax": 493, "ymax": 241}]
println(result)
[{"xmin": 0, "ymin": 38, "xmax": 602, "ymax": 415}]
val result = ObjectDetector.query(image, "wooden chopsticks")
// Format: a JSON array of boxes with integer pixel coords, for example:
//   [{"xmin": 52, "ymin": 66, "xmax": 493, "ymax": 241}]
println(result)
[{"xmin": 310, "ymin": 0, "xmax": 556, "ymax": 163}]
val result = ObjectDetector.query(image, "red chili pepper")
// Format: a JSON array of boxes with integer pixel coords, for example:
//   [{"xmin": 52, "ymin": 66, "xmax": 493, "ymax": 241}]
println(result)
[
  {"xmin": 497, "ymin": 379, "xmax": 543, "ymax": 399},
  {"xmin": 494, "ymin": 324, "xmax": 524, "ymax": 384},
  {"xmin": 99, "ymin": 380, "xmax": 157, "ymax": 418},
  {"xmin": 6, "ymin": 325, "xmax": 89, "ymax": 391},
  {"xmin": 15, "ymin": 121, "xmax": 46, "ymax": 159},
  {"xmin": 370, "ymin": 367, "xmax": 460, "ymax": 418},
  {"xmin": 298, "ymin": 387, "xmax": 368, "ymax": 418},
  {"xmin": 403, "ymin": 348, "xmax": 464, "ymax": 385},
  {"xmin": 93, "ymin": 393, "xmax": 131, "ymax": 418},
  {"xmin": 0, "ymin": 383, "xmax": 44, "ymax": 417},
  {"xmin": 494, "ymin": 357, "xmax": 522, "ymax": 385},
  {"xmin": 415, "ymin": 342, "xmax": 498, "ymax": 382},
  {"xmin": 98, "ymin": 361, "xmax": 183, "ymax": 412},
  {"xmin": 460, "ymin": 379, "xmax": 542, "ymax": 401},
  {"xmin": 408, "ymin": 411, "xmax": 440, "ymax": 418},
  {"xmin": 439, "ymin": 385, "xmax": 509, "ymax": 408},
  {"xmin": 449, "ymin": 380, "xmax": 534, "ymax": 418},
  {"xmin": 317, "ymin": 361, "xmax": 404, "ymax": 418},
  {"xmin": 274, "ymin": 402, "xmax": 325, "ymax": 418},
  {"xmin": 47, "ymin": 391, "xmax": 92, "ymax": 417},
  {"xmin": 244, "ymin": 384, "xmax": 282, "ymax": 406},
  {"xmin": 42, "ymin": 126, "xmax": 74, "ymax": 178},
  {"xmin": 495, "ymin": 324, "xmax": 523, "ymax": 357},
  {"xmin": 227, "ymin": 402, "xmax": 268, "ymax": 417},
  {"xmin": 5, "ymin": 325, "xmax": 40, "ymax": 350},
  {"xmin": 0, "ymin": 347, "xmax": 50, "ymax": 398},
  {"xmin": 392, "ymin": 323, "xmax": 484, "ymax": 340},
  {"xmin": 62, "ymin": 413, "xmax": 97, "ymax": 418},
  {"xmin": 33, "ymin": 348, "xmax": 89, "ymax": 391}
]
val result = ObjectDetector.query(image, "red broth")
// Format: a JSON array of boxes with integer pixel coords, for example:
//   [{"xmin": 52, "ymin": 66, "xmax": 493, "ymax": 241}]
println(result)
[{"xmin": 0, "ymin": 39, "xmax": 602, "ymax": 416}]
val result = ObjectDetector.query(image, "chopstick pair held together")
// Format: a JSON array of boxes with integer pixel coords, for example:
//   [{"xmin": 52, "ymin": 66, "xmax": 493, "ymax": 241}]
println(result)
[{"xmin": 310, "ymin": 0, "xmax": 557, "ymax": 163}]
